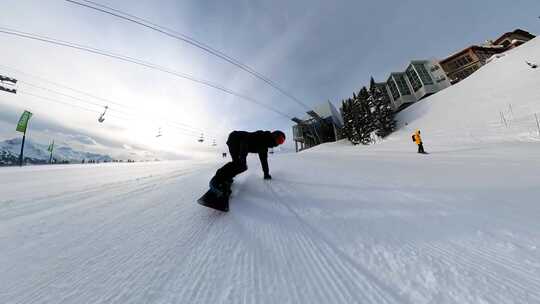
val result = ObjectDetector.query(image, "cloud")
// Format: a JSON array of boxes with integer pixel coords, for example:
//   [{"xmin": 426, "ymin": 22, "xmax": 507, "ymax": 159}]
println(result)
[
  {"xmin": 62, "ymin": 133, "xmax": 98, "ymax": 145},
  {"xmin": 2, "ymin": 0, "xmax": 540, "ymax": 159}
]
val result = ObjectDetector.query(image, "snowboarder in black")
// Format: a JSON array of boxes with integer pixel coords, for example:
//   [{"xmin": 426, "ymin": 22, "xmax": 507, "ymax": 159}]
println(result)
[{"xmin": 209, "ymin": 130, "xmax": 286, "ymax": 196}]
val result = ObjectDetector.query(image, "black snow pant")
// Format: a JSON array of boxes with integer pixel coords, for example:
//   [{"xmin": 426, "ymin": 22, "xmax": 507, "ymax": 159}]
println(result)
[
  {"xmin": 213, "ymin": 143, "xmax": 248, "ymax": 183},
  {"xmin": 417, "ymin": 143, "xmax": 425, "ymax": 154}
]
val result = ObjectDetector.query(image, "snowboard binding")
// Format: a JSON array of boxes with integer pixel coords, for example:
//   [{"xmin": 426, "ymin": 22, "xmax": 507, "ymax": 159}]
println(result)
[
  {"xmin": 198, "ymin": 177, "xmax": 233, "ymax": 212},
  {"xmin": 209, "ymin": 177, "xmax": 233, "ymax": 198}
]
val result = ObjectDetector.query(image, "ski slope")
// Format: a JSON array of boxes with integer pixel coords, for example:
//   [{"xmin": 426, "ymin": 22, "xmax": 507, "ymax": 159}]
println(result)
[
  {"xmin": 1, "ymin": 147, "xmax": 540, "ymax": 304},
  {"xmin": 2, "ymin": 37, "xmax": 540, "ymax": 304}
]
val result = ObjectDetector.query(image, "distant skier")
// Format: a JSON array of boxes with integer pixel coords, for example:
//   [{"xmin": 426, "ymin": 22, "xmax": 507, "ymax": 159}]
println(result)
[
  {"xmin": 412, "ymin": 129, "xmax": 427, "ymax": 154},
  {"xmin": 209, "ymin": 130, "xmax": 286, "ymax": 196},
  {"xmin": 222, "ymin": 152, "xmax": 227, "ymax": 158},
  {"xmin": 526, "ymin": 61, "xmax": 538, "ymax": 69}
]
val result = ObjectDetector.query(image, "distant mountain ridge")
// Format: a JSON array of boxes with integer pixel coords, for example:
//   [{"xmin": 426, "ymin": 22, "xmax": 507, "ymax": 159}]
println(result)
[{"xmin": 0, "ymin": 138, "xmax": 113, "ymax": 166}]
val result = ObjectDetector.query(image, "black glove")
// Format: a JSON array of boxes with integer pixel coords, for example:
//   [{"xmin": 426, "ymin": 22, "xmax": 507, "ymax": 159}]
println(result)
[{"xmin": 264, "ymin": 173, "xmax": 272, "ymax": 180}]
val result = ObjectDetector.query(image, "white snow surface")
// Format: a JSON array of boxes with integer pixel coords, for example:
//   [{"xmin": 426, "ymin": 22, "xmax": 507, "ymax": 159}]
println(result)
[{"xmin": 2, "ymin": 39, "xmax": 540, "ymax": 304}]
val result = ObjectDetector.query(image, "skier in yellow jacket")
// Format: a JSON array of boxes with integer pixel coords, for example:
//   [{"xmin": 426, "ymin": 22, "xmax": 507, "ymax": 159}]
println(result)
[{"xmin": 412, "ymin": 130, "xmax": 427, "ymax": 154}]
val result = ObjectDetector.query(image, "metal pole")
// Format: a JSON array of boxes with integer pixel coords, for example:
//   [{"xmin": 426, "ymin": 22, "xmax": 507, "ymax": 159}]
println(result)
[
  {"xmin": 535, "ymin": 113, "xmax": 540, "ymax": 136},
  {"xmin": 311, "ymin": 124, "xmax": 321, "ymax": 145},
  {"xmin": 19, "ymin": 131, "xmax": 26, "ymax": 167},
  {"xmin": 500, "ymin": 112, "xmax": 508, "ymax": 128}
]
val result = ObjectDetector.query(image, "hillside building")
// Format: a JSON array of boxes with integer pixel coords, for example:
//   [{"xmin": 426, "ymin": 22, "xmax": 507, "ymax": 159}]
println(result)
[
  {"xmin": 385, "ymin": 60, "xmax": 450, "ymax": 111},
  {"xmin": 440, "ymin": 29, "xmax": 535, "ymax": 84},
  {"xmin": 291, "ymin": 101, "xmax": 343, "ymax": 152}
]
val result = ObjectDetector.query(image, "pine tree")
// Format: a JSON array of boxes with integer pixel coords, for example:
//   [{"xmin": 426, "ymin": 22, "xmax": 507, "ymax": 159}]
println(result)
[
  {"xmin": 369, "ymin": 77, "xmax": 396, "ymax": 138},
  {"xmin": 341, "ymin": 99, "xmax": 355, "ymax": 144},
  {"xmin": 356, "ymin": 86, "xmax": 374, "ymax": 144},
  {"xmin": 342, "ymin": 98, "xmax": 360, "ymax": 144},
  {"xmin": 341, "ymin": 79, "xmax": 396, "ymax": 145}
]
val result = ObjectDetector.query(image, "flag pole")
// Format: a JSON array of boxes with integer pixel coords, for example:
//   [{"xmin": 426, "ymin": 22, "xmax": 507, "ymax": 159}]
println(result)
[
  {"xmin": 48, "ymin": 141, "xmax": 54, "ymax": 164},
  {"xmin": 19, "ymin": 130, "xmax": 26, "ymax": 167}
]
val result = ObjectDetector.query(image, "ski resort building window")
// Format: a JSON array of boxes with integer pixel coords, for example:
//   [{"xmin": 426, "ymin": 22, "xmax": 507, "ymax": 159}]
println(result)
[
  {"xmin": 394, "ymin": 73, "xmax": 411, "ymax": 96},
  {"xmin": 448, "ymin": 55, "xmax": 474, "ymax": 70},
  {"xmin": 413, "ymin": 63, "xmax": 434, "ymax": 85},
  {"xmin": 387, "ymin": 78, "xmax": 400, "ymax": 100},
  {"xmin": 456, "ymin": 55, "xmax": 473, "ymax": 67},
  {"xmin": 293, "ymin": 125, "xmax": 303, "ymax": 140},
  {"xmin": 406, "ymin": 65, "xmax": 423, "ymax": 92}
]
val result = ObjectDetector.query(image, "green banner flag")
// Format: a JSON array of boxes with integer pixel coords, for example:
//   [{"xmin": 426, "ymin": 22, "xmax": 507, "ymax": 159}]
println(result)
[
  {"xmin": 47, "ymin": 140, "xmax": 55, "ymax": 153},
  {"xmin": 16, "ymin": 110, "xmax": 32, "ymax": 133}
]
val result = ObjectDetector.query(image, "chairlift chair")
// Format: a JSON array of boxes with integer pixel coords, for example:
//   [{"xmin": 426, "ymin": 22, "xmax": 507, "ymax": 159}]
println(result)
[{"xmin": 98, "ymin": 106, "xmax": 108, "ymax": 123}]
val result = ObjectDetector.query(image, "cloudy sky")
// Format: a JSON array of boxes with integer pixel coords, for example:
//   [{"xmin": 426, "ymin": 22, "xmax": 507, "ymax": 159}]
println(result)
[{"xmin": 0, "ymin": 0, "xmax": 539, "ymax": 159}]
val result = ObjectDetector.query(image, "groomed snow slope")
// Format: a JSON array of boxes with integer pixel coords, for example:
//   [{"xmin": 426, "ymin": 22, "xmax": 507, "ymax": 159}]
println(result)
[
  {"xmin": 1, "ymin": 147, "xmax": 540, "ymax": 304},
  {"xmin": 2, "ymin": 37, "xmax": 540, "ymax": 304}
]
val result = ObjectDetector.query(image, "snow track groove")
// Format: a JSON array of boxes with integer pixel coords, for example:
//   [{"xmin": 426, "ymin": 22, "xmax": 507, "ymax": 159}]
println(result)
[
  {"xmin": 263, "ymin": 158, "xmax": 540, "ymax": 304},
  {"xmin": 263, "ymin": 181, "xmax": 408, "ymax": 304},
  {"xmin": 2, "ymin": 144, "xmax": 540, "ymax": 304}
]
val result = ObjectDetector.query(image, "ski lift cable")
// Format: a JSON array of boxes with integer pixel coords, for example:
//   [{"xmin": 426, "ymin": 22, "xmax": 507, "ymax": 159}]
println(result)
[
  {"xmin": 65, "ymin": 0, "xmax": 312, "ymax": 111},
  {"xmin": 0, "ymin": 64, "xmax": 139, "ymax": 111},
  {"xmin": 21, "ymin": 81, "xmax": 151, "ymax": 124},
  {"xmin": 21, "ymin": 91, "xmax": 204, "ymax": 139},
  {"xmin": 0, "ymin": 27, "xmax": 293, "ymax": 119},
  {"xmin": 22, "ymin": 81, "xmax": 105, "ymax": 108},
  {"xmin": 18, "ymin": 90, "xmax": 203, "ymax": 137},
  {"xmin": 14, "ymin": 76, "xmax": 216, "ymax": 136},
  {"xmin": 20, "ymin": 90, "xmax": 141, "ymax": 122},
  {"xmin": 22, "ymin": 80, "xmax": 150, "ymax": 120},
  {"xmin": 21, "ymin": 90, "xmax": 105, "ymax": 113},
  {"xmin": 0, "ymin": 64, "xmax": 214, "ymax": 135}
]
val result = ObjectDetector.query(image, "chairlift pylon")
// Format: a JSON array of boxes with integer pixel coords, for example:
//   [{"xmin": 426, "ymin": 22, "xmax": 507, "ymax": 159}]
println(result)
[{"xmin": 98, "ymin": 105, "xmax": 108, "ymax": 123}]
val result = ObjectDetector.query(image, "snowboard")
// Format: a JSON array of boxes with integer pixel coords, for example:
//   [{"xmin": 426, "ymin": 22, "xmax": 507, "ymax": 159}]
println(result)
[{"xmin": 197, "ymin": 189, "xmax": 230, "ymax": 212}]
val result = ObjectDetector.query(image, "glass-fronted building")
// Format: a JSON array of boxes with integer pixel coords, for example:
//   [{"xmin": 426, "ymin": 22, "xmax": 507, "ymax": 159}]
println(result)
[
  {"xmin": 385, "ymin": 60, "xmax": 450, "ymax": 111},
  {"xmin": 386, "ymin": 72, "xmax": 416, "ymax": 111}
]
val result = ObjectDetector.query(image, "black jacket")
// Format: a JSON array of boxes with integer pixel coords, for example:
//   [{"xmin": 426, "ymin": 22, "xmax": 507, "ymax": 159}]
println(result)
[{"xmin": 226, "ymin": 131, "xmax": 278, "ymax": 175}]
